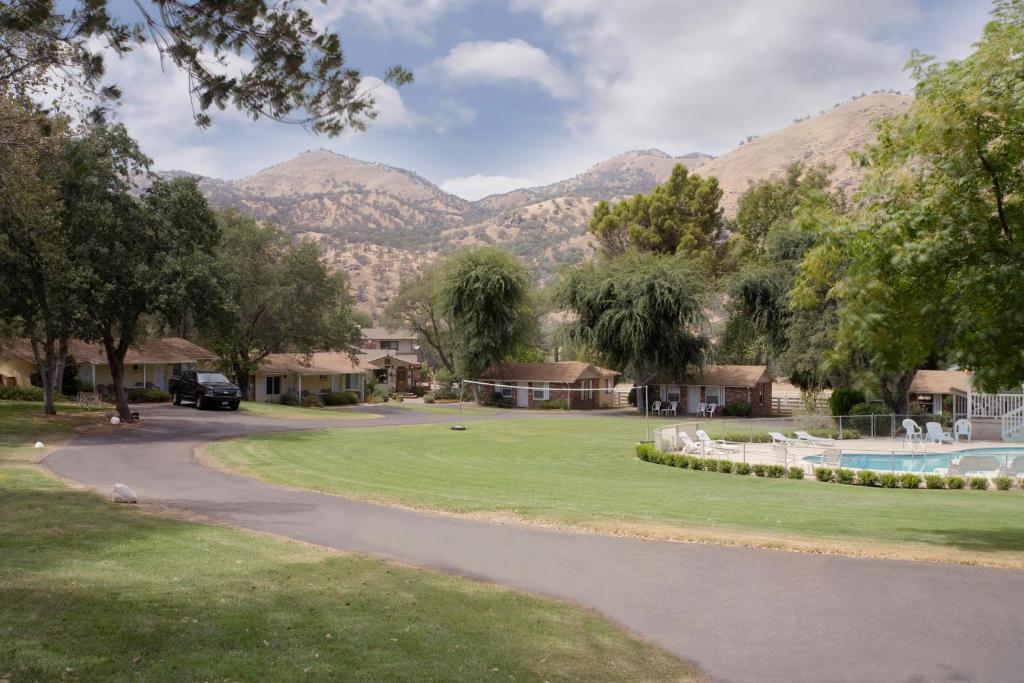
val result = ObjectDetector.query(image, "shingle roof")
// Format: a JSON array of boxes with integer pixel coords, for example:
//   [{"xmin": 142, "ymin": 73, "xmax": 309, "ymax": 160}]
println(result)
[
  {"xmin": 647, "ymin": 364, "xmax": 772, "ymax": 387},
  {"xmin": 1, "ymin": 337, "xmax": 215, "ymax": 365},
  {"xmin": 909, "ymin": 370, "xmax": 970, "ymax": 394},
  {"xmin": 360, "ymin": 327, "xmax": 416, "ymax": 341},
  {"xmin": 360, "ymin": 350, "xmax": 420, "ymax": 367},
  {"xmin": 481, "ymin": 361, "xmax": 619, "ymax": 383},
  {"xmin": 259, "ymin": 351, "xmax": 366, "ymax": 376}
]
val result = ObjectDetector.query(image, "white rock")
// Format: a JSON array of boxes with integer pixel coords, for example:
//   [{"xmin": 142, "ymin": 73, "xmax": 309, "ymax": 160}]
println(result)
[
  {"xmin": 110, "ymin": 416, "xmax": 121, "ymax": 425},
  {"xmin": 34, "ymin": 441, "xmax": 45, "ymax": 449},
  {"xmin": 112, "ymin": 483, "xmax": 137, "ymax": 504}
]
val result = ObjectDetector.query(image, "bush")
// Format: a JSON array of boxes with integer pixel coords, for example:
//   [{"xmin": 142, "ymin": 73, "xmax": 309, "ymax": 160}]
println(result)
[
  {"xmin": 722, "ymin": 399, "xmax": 752, "ymax": 417},
  {"xmin": 433, "ymin": 387, "xmax": 459, "ymax": 400},
  {"xmin": 924, "ymin": 474, "xmax": 946, "ymax": 489},
  {"xmin": 879, "ymin": 472, "xmax": 899, "ymax": 488},
  {"xmin": 0, "ymin": 384, "xmax": 45, "ymax": 401},
  {"xmin": 703, "ymin": 458, "xmax": 720, "ymax": 472},
  {"xmin": 690, "ymin": 457, "xmax": 705, "ymax": 471},
  {"xmin": 765, "ymin": 464, "xmax": 785, "ymax": 478},
  {"xmin": 536, "ymin": 399, "xmax": 569, "ymax": 410},
  {"xmin": 969, "ymin": 477, "xmax": 989, "ymax": 491},
  {"xmin": 672, "ymin": 454, "xmax": 692, "ymax": 468},
  {"xmin": 834, "ymin": 468, "xmax": 855, "ymax": 484},
  {"xmin": 735, "ymin": 462, "xmax": 751, "ymax": 475},
  {"xmin": 814, "ymin": 467, "xmax": 833, "ymax": 482},
  {"xmin": 322, "ymin": 391, "xmax": 359, "ymax": 406},
  {"xmin": 127, "ymin": 388, "xmax": 171, "ymax": 403},
  {"xmin": 635, "ymin": 443, "xmax": 655, "ymax": 461},
  {"xmin": 993, "ymin": 476, "xmax": 1013, "ymax": 491},
  {"xmin": 279, "ymin": 393, "xmax": 299, "ymax": 406},
  {"xmin": 787, "ymin": 466, "xmax": 804, "ymax": 480},
  {"xmin": 627, "ymin": 387, "xmax": 637, "ymax": 406},
  {"xmin": 898, "ymin": 473, "xmax": 922, "ymax": 489},
  {"xmin": 717, "ymin": 459, "xmax": 734, "ymax": 474},
  {"xmin": 857, "ymin": 470, "xmax": 878, "ymax": 486},
  {"xmin": 423, "ymin": 393, "xmax": 436, "ymax": 403},
  {"xmin": 410, "ymin": 385, "xmax": 428, "ymax": 397},
  {"xmin": 829, "ymin": 387, "xmax": 865, "ymax": 416},
  {"xmin": 946, "ymin": 476, "xmax": 964, "ymax": 490},
  {"xmin": 752, "ymin": 464, "xmax": 767, "ymax": 477},
  {"xmin": 30, "ymin": 354, "xmax": 82, "ymax": 396}
]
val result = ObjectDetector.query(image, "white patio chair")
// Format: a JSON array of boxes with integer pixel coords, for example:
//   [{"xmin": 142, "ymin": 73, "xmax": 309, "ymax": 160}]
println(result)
[
  {"xmin": 696, "ymin": 402, "xmax": 706, "ymax": 416},
  {"xmin": 662, "ymin": 400, "xmax": 678, "ymax": 416},
  {"xmin": 794, "ymin": 430, "xmax": 833, "ymax": 446},
  {"xmin": 702, "ymin": 402, "xmax": 717, "ymax": 418},
  {"xmin": 650, "ymin": 400, "xmax": 661, "ymax": 415},
  {"xmin": 925, "ymin": 421, "xmax": 953, "ymax": 444},
  {"xmin": 769, "ymin": 431, "xmax": 797, "ymax": 445},
  {"xmin": 902, "ymin": 419, "xmax": 923, "ymax": 442},
  {"xmin": 953, "ymin": 419, "xmax": 972, "ymax": 443}
]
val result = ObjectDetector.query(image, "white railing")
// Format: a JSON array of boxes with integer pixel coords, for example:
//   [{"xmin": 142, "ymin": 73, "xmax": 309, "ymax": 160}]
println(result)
[
  {"xmin": 957, "ymin": 392, "xmax": 1024, "ymax": 419},
  {"xmin": 1001, "ymin": 405, "xmax": 1024, "ymax": 442}
]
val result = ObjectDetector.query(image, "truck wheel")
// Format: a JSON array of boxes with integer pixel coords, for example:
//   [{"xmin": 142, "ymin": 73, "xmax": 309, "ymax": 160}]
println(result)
[
  {"xmin": 171, "ymin": 391, "xmax": 181, "ymax": 406},
  {"xmin": 195, "ymin": 396, "xmax": 204, "ymax": 410},
  {"xmin": 229, "ymin": 402, "xmax": 239, "ymax": 411}
]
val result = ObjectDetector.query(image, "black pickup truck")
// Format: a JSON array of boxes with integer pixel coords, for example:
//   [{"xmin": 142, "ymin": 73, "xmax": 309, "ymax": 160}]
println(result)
[{"xmin": 169, "ymin": 370, "xmax": 241, "ymax": 410}]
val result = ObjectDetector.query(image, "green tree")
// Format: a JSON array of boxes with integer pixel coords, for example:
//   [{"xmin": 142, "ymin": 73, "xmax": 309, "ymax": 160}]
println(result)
[
  {"xmin": 202, "ymin": 211, "xmax": 362, "ymax": 398},
  {"xmin": 734, "ymin": 163, "xmax": 833, "ymax": 255},
  {"xmin": 556, "ymin": 252, "xmax": 708, "ymax": 411},
  {"xmin": 589, "ymin": 164, "xmax": 723, "ymax": 261},
  {"xmin": 384, "ymin": 264, "xmax": 456, "ymax": 373},
  {"xmin": 0, "ymin": 0, "xmax": 411, "ymax": 134},
  {"xmin": 441, "ymin": 248, "xmax": 537, "ymax": 380}
]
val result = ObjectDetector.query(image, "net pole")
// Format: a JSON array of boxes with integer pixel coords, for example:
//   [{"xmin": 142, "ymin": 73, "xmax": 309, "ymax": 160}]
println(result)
[
  {"xmin": 645, "ymin": 385, "xmax": 650, "ymax": 441},
  {"xmin": 451, "ymin": 380, "xmax": 467, "ymax": 431}
]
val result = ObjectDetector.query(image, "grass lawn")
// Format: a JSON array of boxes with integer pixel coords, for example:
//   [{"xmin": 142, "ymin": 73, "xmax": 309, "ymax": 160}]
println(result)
[
  {"xmin": 377, "ymin": 401, "xmax": 513, "ymax": 416},
  {"xmin": 209, "ymin": 418, "xmax": 1024, "ymax": 565},
  {"xmin": 0, "ymin": 401, "xmax": 107, "ymax": 464},
  {"xmin": 0, "ymin": 404, "xmax": 699, "ymax": 681},
  {"xmin": 239, "ymin": 401, "xmax": 382, "ymax": 421}
]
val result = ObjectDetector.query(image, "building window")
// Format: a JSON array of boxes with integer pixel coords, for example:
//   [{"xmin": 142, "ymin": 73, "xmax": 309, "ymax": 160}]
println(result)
[
  {"xmin": 131, "ymin": 364, "xmax": 140, "ymax": 372},
  {"xmin": 500, "ymin": 382, "xmax": 513, "ymax": 398},
  {"xmin": 581, "ymin": 379, "xmax": 594, "ymax": 400},
  {"xmin": 380, "ymin": 340, "xmax": 400, "ymax": 351},
  {"xmin": 375, "ymin": 368, "xmax": 389, "ymax": 383},
  {"xmin": 319, "ymin": 375, "xmax": 328, "ymax": 380},
  {"xmin": 667, "ymin": 384, "xmax": 681, "ymax": 403},
  {"xmin": 265, "ymin": 376, "xmax": 281, "ymax": 395},
  {"xmin": 705, "ymin": 386, "xmax": 720, "ymax": 406},
  {"xmin": 532, "ymin": 382, "xmax": 549, "ymax": 400}
]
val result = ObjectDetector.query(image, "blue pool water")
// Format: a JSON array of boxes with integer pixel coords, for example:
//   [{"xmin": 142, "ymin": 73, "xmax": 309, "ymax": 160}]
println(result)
[{"xmin": 803, "ymin": 447, "xmax": 1024, "ymax": 473}]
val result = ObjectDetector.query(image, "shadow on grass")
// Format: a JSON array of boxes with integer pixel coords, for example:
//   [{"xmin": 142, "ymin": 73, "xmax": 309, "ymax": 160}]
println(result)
[{"xmin": 902, "ymin": 525, "xmax": 1024, "ymax": 554}]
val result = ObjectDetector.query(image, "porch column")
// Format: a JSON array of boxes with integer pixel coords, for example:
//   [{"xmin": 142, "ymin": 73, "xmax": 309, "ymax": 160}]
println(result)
[
  {"xmin": 297, "ymin": 373, "xmax": 302, "ymax": 398},
  {"xmin": 91, "ymin": 363, "xmax": 97, "ymax": 398},
  {"xmin": 142, "ymin": 364, "xmax": 147, "ymax": 388}
]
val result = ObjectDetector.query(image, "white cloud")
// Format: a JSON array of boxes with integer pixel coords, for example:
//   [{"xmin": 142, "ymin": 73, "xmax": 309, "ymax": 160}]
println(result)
[
  {"xmin": 437, "ymin": 39, "xmax": 575, "ymax": 99},
  {"xmin": 440, "ymin": 174, "xmax": 537, "ymax": 200},
  {"xmin": 309, "ymin": 0, "xmax": 466, "ymax": 43},
  {"xmin": 356, "ymin": 77, "xmax": 417, "ymax": 129},
  {"xmin": 511, "ymin": 0, "xmax": 924, "ymax": 155}
]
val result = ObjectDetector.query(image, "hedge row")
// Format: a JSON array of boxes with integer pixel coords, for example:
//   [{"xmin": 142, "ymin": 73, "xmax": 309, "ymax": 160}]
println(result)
[
  {"xmin": 814, "ymin": 467, "xmax": 1020, "ymax": 491},
  {"xmin": 636, "ymin": 443, "xmax": 804, "ymax": 479},
  {"xmin": 0, "ymin": 385, "xmax": 46, "ymax": 401}
]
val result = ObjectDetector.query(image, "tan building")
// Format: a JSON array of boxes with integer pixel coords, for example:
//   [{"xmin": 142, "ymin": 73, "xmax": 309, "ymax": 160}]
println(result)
[
  {"xmin": 0, "ymin": 337, "xmax": 216, "ymax": 392},
  {"xmin": 360, "ymin": 327, "xmax": 418, "ymax": 355},
  {"xmin": 645, "ymin": 365, "xmax": 774, "ymax": 417},
  {"xmin": 480, "ymin": 362, "xmax": 619, "ymax": 409},
  {"xmin": 909, "ymin": 369, "xmax": 970, "ymax": 415},
  {"xmin": 252, "ymin": 351, "xmax": 367, "ymax": 402}
]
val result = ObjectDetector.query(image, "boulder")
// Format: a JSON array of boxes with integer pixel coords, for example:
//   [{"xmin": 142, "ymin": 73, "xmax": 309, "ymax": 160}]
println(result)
[
  {"xmin": 110, "ymin": 416, "xmax": 121, "ymax": 425},
  {"xmin": 34, "ymin": 441, "xmax": 45, "ymax": 449},
  {"xmin": 112, "ymin": 483, "xmax": 137, "ymax": 504}
]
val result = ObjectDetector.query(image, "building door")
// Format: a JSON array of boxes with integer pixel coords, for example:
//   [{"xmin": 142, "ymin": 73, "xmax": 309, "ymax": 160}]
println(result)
[
  {"xmin": 395, "ymin": 366, "xmax": 408, "ymax": 392},
  {"xmin": 687, "ymin": 385, "xmax": 701, "ymax": 414},
  {"xmin": 517, "ymin": 383, "xmax": 529, "ymax": 408}
]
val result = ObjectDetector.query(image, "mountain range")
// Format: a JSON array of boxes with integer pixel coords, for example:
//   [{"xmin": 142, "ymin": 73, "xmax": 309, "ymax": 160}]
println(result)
[{"xmin": 163, "ymin": 93, "xmax": 911, "ymax": 320}]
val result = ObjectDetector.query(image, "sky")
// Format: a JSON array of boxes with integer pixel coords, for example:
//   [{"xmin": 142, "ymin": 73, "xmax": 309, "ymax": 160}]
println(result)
[{"xmin": 93, "ymin": 0, "xmax": 993, "ymax": 200}]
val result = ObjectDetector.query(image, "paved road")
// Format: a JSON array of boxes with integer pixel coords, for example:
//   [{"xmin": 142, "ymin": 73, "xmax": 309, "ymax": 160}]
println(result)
[{"xmin": 44, "ymin": 405, "xmax": 1023, "ymax": 683}]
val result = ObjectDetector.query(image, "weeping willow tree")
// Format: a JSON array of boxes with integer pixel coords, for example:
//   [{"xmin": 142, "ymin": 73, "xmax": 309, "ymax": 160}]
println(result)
[{"xmin": 556, "ymin": 251, "xmax": 708, "ymax": 411}]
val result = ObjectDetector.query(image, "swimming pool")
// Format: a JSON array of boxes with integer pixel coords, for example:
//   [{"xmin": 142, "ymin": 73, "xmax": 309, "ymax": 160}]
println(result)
[{"xmin": 802, "ymin": 447, "xmax": 1024, "ymax": 473}]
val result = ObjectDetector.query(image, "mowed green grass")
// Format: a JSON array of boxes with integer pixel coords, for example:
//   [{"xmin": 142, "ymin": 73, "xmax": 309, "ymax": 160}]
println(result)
[
  {"xmin": 0, "ymin": 406, "xmax": 698, "ymax": 682},
  {"xmin": 0, "ymin": 401, "xmax": 106, "ymax": 463},
  {"xmin": 239, "ymin": 401, "xmax": 382, "ymax": 421},
  {"xmin": 210, "ymin": 418, "xmax": 1024, "ymax": 557}
]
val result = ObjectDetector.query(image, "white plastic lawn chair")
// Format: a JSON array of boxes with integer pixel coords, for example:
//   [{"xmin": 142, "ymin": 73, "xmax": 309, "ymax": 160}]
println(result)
[
  {"xmin": 953, "ymin": 419, "xmax": 972, "ymax": 443},
  {"xmin": 662, "ymin": 400, "xmax": 678, "ymax": 416},
  {"xmin": 794, "ymin": 430, "xmax": 833, "ymax": 446},
  {"xmin": 696, "ymin": 402, "xmax": 706, "ymax": 416},
  {"xmin": 702, "ymin": 402, "xmax": 717, "ymax": 417},
  {"xmin": 769, "ymin": 431, "xmax": 797, "ymax": 445},
  {"xmin": 925, "ymin": 421, "xmax": 953, "ymax": 444},
  {"xmin": 902, "ymin": 419, "xmax": 923, "ymax": 442},
  {"xmin": 650, "ymin": 400, "xmax": 661, "ymax": 415}
]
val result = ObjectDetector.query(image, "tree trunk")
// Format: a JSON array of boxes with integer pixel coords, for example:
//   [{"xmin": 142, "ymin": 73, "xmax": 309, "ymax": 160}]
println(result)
[
  {"xmin": 108, "ymin": 358, "xmax": 132, "ymax": 422},
  {"xmin": 880, "ymin": 369, "xmax": 916, "ymax": 416},
  {"xmin": 33, "ymin": 336, "xmax": 67, "ymax": 416},
  {"xmin": 233, "ymin": 358, "xmax": 251, "ymax": 401}
]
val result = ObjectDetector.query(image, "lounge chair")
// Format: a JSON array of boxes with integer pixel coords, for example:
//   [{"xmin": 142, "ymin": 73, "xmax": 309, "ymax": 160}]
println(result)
[
  {"xmin": 794, "ymin": 430, "xmax": 833, "ymax": 446},
  {"xmin": 769, "ymin": 431, "xmax": 797, "ymax": 445},
  {"xmin": 925, "ymin": 421, "xmax": 953, "ymax": 444},
  {"xmin": 902, "ymin": 419, "xmax": 923, "ymax": 442},
  {"xmin": 953, "ymin": 419, "xmax": 972, "ymax": 443},
  {"xmin": 1007, "ymin": 455, "xmax": 1024, "ymax": 477},
  {"xmin": 696, "ymin": 429, "xmax": 737, "ymax": 454},
  {"xmin": 661, "ymin": 400, "xmax": 678, "ymax": 416},
  {"xmin": 677, "ymin": 431, "xmax": 703, "ymax": 454},
  {"xmin": 947, "ymin": 455, "xmax": 1002, "ymax": 478}
]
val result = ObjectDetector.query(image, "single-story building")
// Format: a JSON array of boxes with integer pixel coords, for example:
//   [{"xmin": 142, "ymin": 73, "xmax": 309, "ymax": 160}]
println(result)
[
  {"xmin": 645, "ymin": 364, "xmax": 774, "ymax": 417},
  {"xmin": 480, "ymin": 361, "xmax": 619, "ymax": 409},
  {"xmin": 360, "ymin": 327, "xmax": 419, "ymax": 356},
  {"xmin": 908, "ymin": 369, "xmax": 970, "ymax": 415},
  {"xmin": 252, "ymin": 351, "xmax": 367, "ymax": 403},
  {"xmin": 361, "ymin": 349, "xmax": 421, "ymax": 393},
  {"xmin": 0, "ymin": 337, "xmax": 216, "ymax": 392}
]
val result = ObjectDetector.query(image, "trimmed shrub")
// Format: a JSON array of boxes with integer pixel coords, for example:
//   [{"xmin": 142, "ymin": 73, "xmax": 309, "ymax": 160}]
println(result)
[
  {"xmin": 410, "ymin": 385, "xmax": 428, "ymax": 397},
  {"xmin": 879, "ymin": 472, "xmax": 899, "ymax": 488},
  {"xmin": 814, "ymin": 467, "xmax": 833, "ymax": 482},
  {"xmin": 834, "ymin": 468, "xmax": 855, "ymax": 485},
  {"xmin": 717, "ymin": 459, "xmax": 734, "ymax": 474},
  {"xmin": 703, "ymin": 458, "xmax": 720, "ymax": 472},
  {"xmin": 857, "ymin": 470, "xmax": 878, "ymax": 487},
  {"xmin": 898, "ymin": 473, "xmax": 922, "ymax": 490},
  {"xmin": 279, "ymin": 393, "xmax": 299, "ymax": 406},
  {"xmin": 0, "ymin": 385, "xmax": 45, "ymax": 401},
  {"xmin": 924, "ymin": 474, "xmax": 945, "ymax": 489},
  {"xmin": 423, "ymin": 393, "xmax": 436, "ymax": 403},
  {"xmin": 993, "ymin": 476, "xmax": 1013, "ymax": 491},
  {"xmin": 127, "ymin": 388, "xmax": 171, "ymax": 403},
  {"xmin": 674, "ymin": 454, "xmax": 693, "ymax": 469},
  {"xmin": 735, "ymin": 462, "xmax": 751, "ymax": 475},
  {"xmin": 829, "ymin": 387, "xmax": 865, "ymax": 416},
  {"xmin": 787, "ymin": 466, "xmax": 804, "ymax": 480},
  {"xmin": 946, "ymin": 476, "xmax": 964, "ymax": 490},
  {"xmin": 322, "ymin": 391, "xmax": 358, "ymax": 406},
  {"xmin": 752, "ymin": 464, "xmax": 767, "ymax": 477},
  {"xmin": 300, "ymin": 395, "xmax": 322, "ymax": 408},
  {"xmin": 764, "ymin": 464, "xmax": 784, "ymax": 478},
  {"xmin": 690, "ymin": 458, "xmax": 705, "ymax": 471},
  {"xmin": 722, "ymin": 399, "xmax": 752, "ymax": 417},
  {"xmin": 635, "ymin": 443, "xmax": 655, "ymax": 461},
  {"xmin": 536, "ymin": 399, "xmax": 569, "ymax": 410},
  {"xmin": 969, "ymin": 477, "xmax": 989, "ymax": 491}
]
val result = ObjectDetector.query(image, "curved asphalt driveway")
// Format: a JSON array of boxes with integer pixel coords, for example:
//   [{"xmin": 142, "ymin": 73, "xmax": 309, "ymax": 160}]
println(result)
[{"xmin": 45, "ymin": 405, "xmax": 1023, "ymax": 683}]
